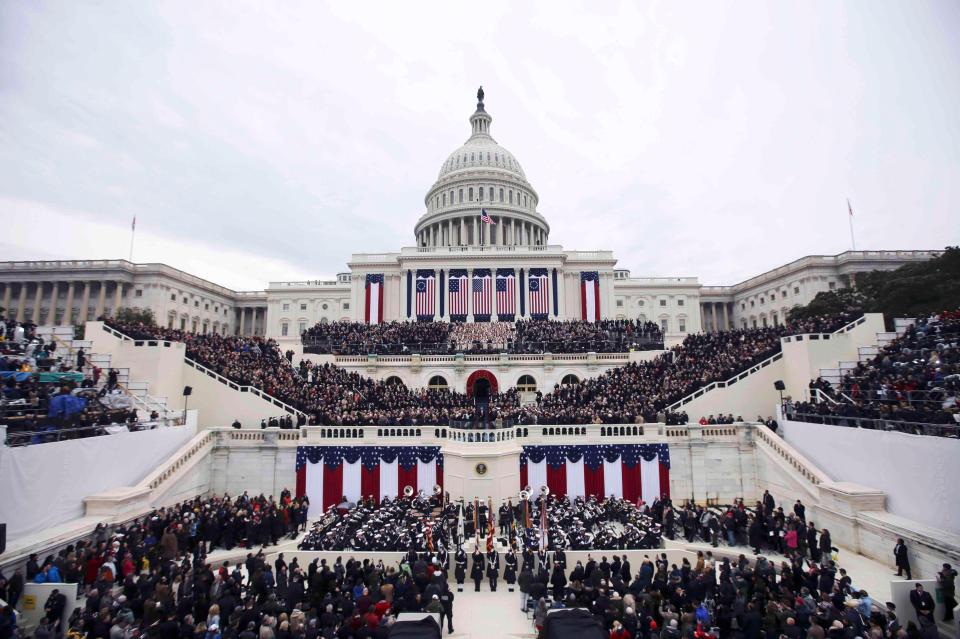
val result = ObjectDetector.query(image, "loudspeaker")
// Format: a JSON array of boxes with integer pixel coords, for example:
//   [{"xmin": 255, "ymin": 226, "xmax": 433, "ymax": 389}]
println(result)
[
  {"xmin": 0, "ymin": 523, "xmax": 6, "ymax": 556},
  {"xmin": 773, "ymin": 380, "xmax": 786, "ymax": 391},
  {"xmin": 183, "ymin": 386, "xmax": 193, "ymax": 397}
]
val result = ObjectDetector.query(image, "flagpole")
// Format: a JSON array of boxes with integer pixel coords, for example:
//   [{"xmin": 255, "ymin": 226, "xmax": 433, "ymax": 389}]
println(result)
[
  {"xmin": 847, "ymin": 199, "xmax": 856, "ymax": 251},
  {"xmin": 129, "ymin": 216, "xmax": 136, "ymax": 262}
]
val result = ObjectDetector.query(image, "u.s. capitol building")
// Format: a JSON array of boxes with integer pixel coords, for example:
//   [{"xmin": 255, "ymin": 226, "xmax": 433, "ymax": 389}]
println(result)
[{"xmin": 0, "ymin": 89, "xmax": 938, "ymax": 348}]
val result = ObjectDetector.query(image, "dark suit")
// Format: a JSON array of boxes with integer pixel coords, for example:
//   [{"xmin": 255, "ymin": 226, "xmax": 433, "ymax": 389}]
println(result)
[
  {"xmin": 894, "ymin": 542, "xmax": 911, "ymax": 579},
  {"xmin": 909, "ymin": 589, "xmax": 935, "ymax": 623}
]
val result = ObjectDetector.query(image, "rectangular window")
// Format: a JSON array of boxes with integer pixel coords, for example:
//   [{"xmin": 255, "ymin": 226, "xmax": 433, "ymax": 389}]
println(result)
[
  {"xmin": 679, "ymin": 320, "xmax": 686, "ymax": 332},
  {"xmin": 282, "ymin": 303, "xmax": 289, "ymax": 311},
  {"xmin": 183, "ymin": 297, "xmax": 188, "ymax": 304},
  {"xmin": 135, "ymin": 289, "xmax": 143, "ymax": 298},
  {"xmin": 170, "ymin": 294, "xmax": 176, "ymax": 301},
  {"xmin": 660, "ymin": 319, "xmax": 669, "ymax": 332},
  {"xmin": 299, "ymin": 322, "xmax": 306, "ymax": 334},
  {"xmin": 677, "ymin": 299, "xmax": 684, "ymax": 306},
  {"xmin": 828, "ymin": 281, "xmax": 836, "ymax": 290},
  {"xmin": 782, "ymin": 290, "xmax": 787, "ymax": 298},
  {"xmin": 659, "ymin": 299, "xmax": 667, "ymax": 307},
  {"xmin": 343, "ymin": 303, "xmax": 350, "ymax": 310},
  {"xmin": 616, "ymin": 299, "xmax": 624, "ymax": 307},
  {"xmin": 281, "ymin": 323, "xmax": 288, "ymax": 337},
  {"xmin": 459, "ymin": 190, "xmax": 463, "ymax": 203},
  {"xmin": 194, "ymin": 300, "xmax": 199, "ymax": 307},
  {"xmin": 794, "ymin": 286, "xmax": 800, "ymax": 294},
  {"xmin": 204, "ymin": 303, "xmax": 209, "ymax": 310},
  {"xmin": 751, "ymin": 300, "xmax": 755, "ymax": 307},
  {"xmin": 300, "ymin": 303, "xmax": 307, "ymax": 311}
]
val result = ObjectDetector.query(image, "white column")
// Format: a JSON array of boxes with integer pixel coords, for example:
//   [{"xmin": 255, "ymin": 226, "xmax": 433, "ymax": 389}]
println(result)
[
  {"xmin": 238, "ymin": 308, "xmax": 246, "ymax": 336},
  {"xmin": 448, "ymin": 219, "xmax": 453, "ymax": 247},
  {"xmin": 472, "ymin": 217, "xmax": 478, "ymax": 246},
  {"xmin": 16, "ymin": 284, "xmax": 27, "ymax": 322},
  {"xmin": 79, "ymin": 282, "xmax": 90, "ymax": 324},
  {"xmin": 113, "ymin": 281, "xmax": 123, "ymax": 316},
  {"xmin": 514, "ymin": 269, "xmax": 522, "ymax": 319},
  {"xmin": 63, "ymin": 281, "xmax": 75, "ymax": 326},
  {"xmin": 2, "ymin": 284, "xmax": 11, "ymax": 318},
  {"xmin": 435, "ymin": 271, "xmax": 442, "ymax": 320},
  {"xmin": 32, "ymin": 282, "xmax": 43, "ymax": 324}
]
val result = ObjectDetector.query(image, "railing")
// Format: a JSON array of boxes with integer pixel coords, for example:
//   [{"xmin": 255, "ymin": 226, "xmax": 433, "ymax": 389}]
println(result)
[
  {"xmin": 668, "ymin": 351, "xmax": 784, "ymax": 410},
  {"xmin": 183, "ymin": 359, "xmax": 307, "ymax": 418},
  {"xmin": 753, "ymin": 424, "xmax": 829, "ymax": 487},
  {"xmin": 785, "ymin": 411, "xmax": 960, "ymax": 438},
  {"xmin": 101, "ymin": 323, "xmax": 307, "ymax": 419},
  {"xmin": 139, "ymin": 429, "xmax": 218, "ymax": 491}
]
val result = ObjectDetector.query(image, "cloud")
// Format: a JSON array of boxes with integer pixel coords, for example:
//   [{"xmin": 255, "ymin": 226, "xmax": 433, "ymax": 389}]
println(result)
[{"xmin": 0, "ymin": 0, "xmax": 957, "ymax": 292}]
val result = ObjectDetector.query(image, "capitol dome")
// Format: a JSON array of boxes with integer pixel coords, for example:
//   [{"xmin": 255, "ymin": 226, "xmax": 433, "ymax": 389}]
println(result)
[{"xmin": 415, "ymin": 88, "xmax": 549, "ymax": 248}]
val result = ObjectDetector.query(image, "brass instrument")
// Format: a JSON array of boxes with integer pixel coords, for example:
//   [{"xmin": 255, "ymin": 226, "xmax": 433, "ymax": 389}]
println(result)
[{"xmin": 403, "ymin": 485, "xmax": 415, "ymax": 497}]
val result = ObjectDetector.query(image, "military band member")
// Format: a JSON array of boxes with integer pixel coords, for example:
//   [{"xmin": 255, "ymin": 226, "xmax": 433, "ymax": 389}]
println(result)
[
  {"xmin": 538, "ymin": 547, "xmax": 551, "ymax": 572},
  {"xmin": 471, "ymin": 546, "xmax": 484, "ymax": 592},
  {"xmin": 504, "ymin": 547, "xmax": 518, "ymax": 592},
  {"xmin": 487, "ymin": 547, "xmax": 500, "ymax": 591},
  {"xmin": 454, "ymin": 547, "xmax": 467, "ymax": 592}
]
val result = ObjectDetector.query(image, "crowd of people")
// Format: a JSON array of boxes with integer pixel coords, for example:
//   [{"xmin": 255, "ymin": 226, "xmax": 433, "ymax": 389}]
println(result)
[
  {"xmin": 301, "ymin": 318, "xmax": 664, "ymax": 356},
  {"xmin": 106, "ymin": 314, "xmax": 859, "ymax": 428},
  {"xmin": 512, "ymin": 319, "xmax": 663, "ymax": 354},
  {"xmin": 787, "ymin": 311, "xmax": 959, "ymax": 432}
]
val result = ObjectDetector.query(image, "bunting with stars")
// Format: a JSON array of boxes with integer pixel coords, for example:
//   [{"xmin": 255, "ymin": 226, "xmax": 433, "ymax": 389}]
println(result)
[
  {"xmin": 296, "ymin": 446, "xmax": 443, "ymax": 516},
  {"xmin": 519, "ymin": 444, "xmax": 669, "ymax": 505}
]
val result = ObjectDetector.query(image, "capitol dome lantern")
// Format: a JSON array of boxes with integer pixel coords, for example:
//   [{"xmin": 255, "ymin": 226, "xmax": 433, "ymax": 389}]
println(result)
[{"xmin": 415, "ymin": 87, "xmax": 550, "ymax": 248}]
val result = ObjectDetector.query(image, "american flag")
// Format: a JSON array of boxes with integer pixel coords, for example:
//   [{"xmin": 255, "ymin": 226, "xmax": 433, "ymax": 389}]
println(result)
[
  {"xmin": 415, "ymin": 270, "xmax": 436, "ymax": 319},
  {"xmin": 529, "ymin": 269, "xmax": 549, "ymax": 317},
  {"xmin": 448, "ymin": 270, "xmax": 469, "ymax": 317},
  {"xmin": 472, "ymin": 270, "xmax": 492, "ymax": 317},
  {"xmin": 496, "ymin": 270, "xmax": 515, "ymax": 317},
  {"xmin": 480, "ymin": 208, "xmax": 495, "ymax": 224}
]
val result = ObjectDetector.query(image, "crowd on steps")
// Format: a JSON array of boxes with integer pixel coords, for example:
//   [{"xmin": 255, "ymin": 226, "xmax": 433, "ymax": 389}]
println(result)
[
  {"xmin": 104, "ymin": 314, "xmax": 858, "ymax": 428},
  {"xmin": 787, "ymin": 311, "xmax": 959, "ymax": 431},
  {"xmin": 301, "ymin": 318, "xmax": 664, "ymax": 356}
]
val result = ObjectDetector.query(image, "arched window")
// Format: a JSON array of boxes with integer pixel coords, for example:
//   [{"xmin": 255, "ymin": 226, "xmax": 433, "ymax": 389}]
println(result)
[
  {"xmin": 442, "ymin": 193, "xmax": 446, "ymax": 206},
  {"xmin": 488, "ymin": 187, "xmax": 493, "ymax": 200},
  {"xmin": 428, "ymin": 375, "xmax": 448, "ymax": 391},
  {"xmin": 470, "ymin": 153, "xmax": 474, "ymax": 162},
  {"xmin": 468, "ymin": 187, "xmax": 473, "ymax": 201},
  {"xmin": 516, "ymin": 375, "xmax": 537, "ymax": 391},
  {"xmin": 509, "ymin": 191, "xmax": 514, "ymax": 204},
  {"xmin": 560, "ymin": 374, "xmax": 580, "ymax": 385},
  {"xmin": 385, "ymin": 376, "xmax": 405, "ymax": 387},
  {"xmin": 524, "ymin": 195, "xmax": 528, "ymax": 207},
  {"xmin": 458, "ymin": 189, "xmax": 463, "ymax": 203},
  {"xmin": 478, "ymin": 187, "xmax": 483, "ymax": 201},
  {"xmin": 499, "ymin": 188, "xmax": 504, "ymax": 202}
]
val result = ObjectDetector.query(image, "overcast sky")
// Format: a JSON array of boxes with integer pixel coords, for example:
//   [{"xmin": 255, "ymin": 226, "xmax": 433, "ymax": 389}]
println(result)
[{"xmin": 1, "ymin": 1, "xmax": 958, "ymax": 291}]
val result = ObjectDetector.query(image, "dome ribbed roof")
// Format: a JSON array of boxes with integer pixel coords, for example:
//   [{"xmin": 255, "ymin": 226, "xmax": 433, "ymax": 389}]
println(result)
[{"xmin": 437, "ymin": 139, "xmax": 526, "ymax": 181}]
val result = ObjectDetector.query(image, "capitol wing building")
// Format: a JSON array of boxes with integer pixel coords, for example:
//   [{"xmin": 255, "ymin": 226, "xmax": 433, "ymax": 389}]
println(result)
[{"xmin": 0, "ymin": 90, "xmax": 937, "ymax": 357}]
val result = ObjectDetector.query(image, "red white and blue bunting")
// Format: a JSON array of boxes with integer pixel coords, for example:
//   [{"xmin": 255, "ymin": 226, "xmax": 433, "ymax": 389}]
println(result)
[
  {"xmin": 364, "ymin": 274, "xmax": 384, "ymax": 324},
  {"xmin": 519, "ymin": 444, "xmax": 670, "ymax": 504},
  {"xmin": 295, "ymin": 446, "xmax": 443, "ymax": 517},
  {"xmin": 580, "ymin": 271, "xmax": 600, "ymax": 321}
]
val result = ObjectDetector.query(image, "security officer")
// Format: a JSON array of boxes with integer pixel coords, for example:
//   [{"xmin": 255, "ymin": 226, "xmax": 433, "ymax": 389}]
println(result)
[
  {"xmin": 454, "ymin": 547, "xmax": 467, "ymax": 592},
  {"xmin": 487, "ymin": 547, "xmax": 500, "ymax": 592}
]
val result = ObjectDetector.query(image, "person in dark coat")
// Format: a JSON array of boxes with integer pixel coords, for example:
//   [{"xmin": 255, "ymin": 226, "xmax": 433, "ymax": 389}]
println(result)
[
  {"xmin": 549, "ymin": 564, "xmax": 567, "ymax": 600},
  {"xmin": 894, "ymin": 538, "xmax": 911, "ymax": 580},
  {"xmin": 818, "ymin": 529, "xmax": 832, "ymax": 564},
  {"xmin": 909, "ymin": 584, "xmax": 935, "ymax": 624}
]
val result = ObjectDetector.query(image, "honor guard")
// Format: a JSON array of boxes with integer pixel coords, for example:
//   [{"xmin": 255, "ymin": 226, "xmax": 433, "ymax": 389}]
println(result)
[
  {"xmin": 486, "ymin": 547, "xmax": 500, "ymax": 592},
  {"xmin": 504, "ymin": 547, "xmax": 518, "ymax": 592},
  {"xmin": 454, "ymin": 547, "xmax": 467, "ymax": 592},
  {"xmin": 470, "ymin": 547, "xmax": 484, "ymax": 592},
  {"xmin": 554, "ymin": 547, "xmax": 566, "ymax": 571}
]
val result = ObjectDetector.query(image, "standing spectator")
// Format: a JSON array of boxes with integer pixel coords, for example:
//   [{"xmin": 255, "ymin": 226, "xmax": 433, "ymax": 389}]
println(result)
[{"xmin": 894, "ymin": 538, "xmax": 912, "ymax": 579}]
